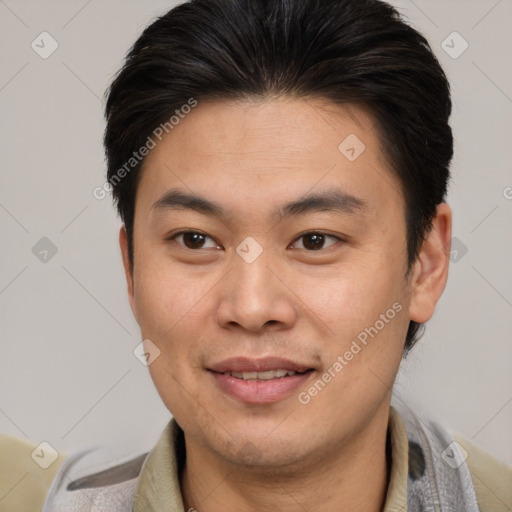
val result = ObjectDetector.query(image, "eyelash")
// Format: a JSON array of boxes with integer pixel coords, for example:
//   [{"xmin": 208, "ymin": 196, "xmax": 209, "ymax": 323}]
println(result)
[{"xmin": 167, "ymin": 230, "xmax": 343, "ymax": 251}]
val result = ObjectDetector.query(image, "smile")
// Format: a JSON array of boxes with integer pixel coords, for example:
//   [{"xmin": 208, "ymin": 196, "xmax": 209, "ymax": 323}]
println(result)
[{"xmin": 222, "ymin": 369, "xmax": 301, "ymax": 380}]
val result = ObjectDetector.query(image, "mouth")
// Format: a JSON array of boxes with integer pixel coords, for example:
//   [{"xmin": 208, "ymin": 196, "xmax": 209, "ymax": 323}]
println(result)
[
  {"xmin": 207, "ymin": 357, "xmax": 315, "ymax": 404},
  {"xmin": 217, "ymin": 369, "xmax": 311, "ymax": 380}
]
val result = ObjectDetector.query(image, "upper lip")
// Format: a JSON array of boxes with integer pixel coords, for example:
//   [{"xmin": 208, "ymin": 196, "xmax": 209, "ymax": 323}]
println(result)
[{"xmin": 208, "ymin": 357, "xmax": 313, "ymax": 374}]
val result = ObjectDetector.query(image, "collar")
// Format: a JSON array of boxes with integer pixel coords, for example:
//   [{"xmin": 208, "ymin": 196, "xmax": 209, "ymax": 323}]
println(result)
[{"xmin": 133, "ymin": 405, "xmax": 409, "ymax": 512}]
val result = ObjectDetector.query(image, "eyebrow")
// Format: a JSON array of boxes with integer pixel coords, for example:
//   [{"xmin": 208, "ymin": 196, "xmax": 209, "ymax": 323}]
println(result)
[{"xmin": 151, "ymin": 187, "xmax": 368, "ymax": 221}]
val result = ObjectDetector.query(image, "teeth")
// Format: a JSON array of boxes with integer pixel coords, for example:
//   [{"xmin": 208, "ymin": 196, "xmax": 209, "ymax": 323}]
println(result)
[{"xmin": 225, "ymin": 369, "xmax": 297, "ymax": 380}]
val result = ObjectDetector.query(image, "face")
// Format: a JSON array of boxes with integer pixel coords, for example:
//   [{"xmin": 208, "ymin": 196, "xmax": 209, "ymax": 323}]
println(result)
[{"xmin": 120, "ymin": 97, "xmax": 449, "ymax": 471}]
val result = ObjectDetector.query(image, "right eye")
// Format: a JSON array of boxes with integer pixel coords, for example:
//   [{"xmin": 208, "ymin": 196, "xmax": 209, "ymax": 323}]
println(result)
[{"xmin": 167, "ymin": 230, "xmax": 221, "ymax": 250}]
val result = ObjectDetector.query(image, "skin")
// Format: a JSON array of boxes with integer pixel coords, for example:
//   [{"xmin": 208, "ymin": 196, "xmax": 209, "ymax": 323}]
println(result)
[{"xmin": 119, "ymin": 97, "xmax": 452, "ymax": 512}]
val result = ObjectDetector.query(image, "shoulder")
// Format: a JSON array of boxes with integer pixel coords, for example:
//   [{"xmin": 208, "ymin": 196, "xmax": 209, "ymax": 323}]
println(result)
[
  {"xmin": 0, "ymin": 433, "xmax": 66, "ymax": 512},
  {"xmin": 451, "ymin": 431, "xmax": 512, "ymax": 512},
  {"xmin": 39, "ymin": 435, "xmax": 152, "ymax": 511}
]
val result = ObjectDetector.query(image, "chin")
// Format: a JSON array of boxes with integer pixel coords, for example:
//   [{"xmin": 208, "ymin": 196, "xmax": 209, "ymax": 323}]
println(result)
[{"xmin": 216, "ymin": 430, "xmax": 314, "ymax": 470}]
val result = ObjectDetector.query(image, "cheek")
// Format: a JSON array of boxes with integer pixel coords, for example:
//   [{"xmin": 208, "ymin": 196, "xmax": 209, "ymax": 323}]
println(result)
[
  {"xmin": 133, "ymin": 273, "xmax": 172, "ymax": 337},
  {"xmin": 132, "ymin": 257, "xmax": 213, "ymax": 380},
  {"xmin": 301, "ymin": 277, "xmax": 408, "ymax": 415},
  {"xmin": 133, "ymin": 257, "xmax": 206, "ymax": 338},
  {"xmin": 301, "ymin": 263, "xmax": 409, "ymax": 390},
  {"xmin": 296, "ymin": 263, "xmax": 406, "ymax": 336}
]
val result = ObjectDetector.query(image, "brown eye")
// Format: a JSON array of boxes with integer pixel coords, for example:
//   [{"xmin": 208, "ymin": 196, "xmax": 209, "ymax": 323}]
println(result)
[
  {"xmin": 182, "ymin": 232, "xmax": 206, "ymax": 249},
  {"xmin": 291, "ymin": 232, "xmax": 339, "ymax": 251},
  {"xmin": 170, "ymin": 231, "xmax": 219, "ymax": 250}
]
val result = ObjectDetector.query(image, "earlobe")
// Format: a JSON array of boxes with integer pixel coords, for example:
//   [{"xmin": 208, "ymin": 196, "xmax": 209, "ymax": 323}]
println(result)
[
  {"xmin": 408, "ymin": 203, "xmax": 452, "ymax": 324},
  {"xmin": 119, "ymin": 225, "xmax": 138, "ymax": 322}
]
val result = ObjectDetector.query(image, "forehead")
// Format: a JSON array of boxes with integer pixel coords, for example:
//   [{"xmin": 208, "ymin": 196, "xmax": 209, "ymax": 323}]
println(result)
[
  {"xmin": 147, "ymin": 98, "xmax": 380, "ymax": 165},
  {"xmin": 136, "ymin": 97, "xmax": 404, "ymax": 217}
]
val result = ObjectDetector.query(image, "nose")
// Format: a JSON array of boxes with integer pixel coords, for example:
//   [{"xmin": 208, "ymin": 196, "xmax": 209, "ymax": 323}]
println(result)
[{"xmin": 215, "ymin": 249, "xmax": 297, "ymax": 333}]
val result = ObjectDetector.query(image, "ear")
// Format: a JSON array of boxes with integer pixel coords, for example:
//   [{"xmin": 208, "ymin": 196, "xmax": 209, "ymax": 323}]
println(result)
[
  {"xmin": 408, "ymin": 203, "xmax": 452, "ymax": 323},
  {"xmin": 119, "ymin": 225, "xmax": 139, "ymax": 323}
]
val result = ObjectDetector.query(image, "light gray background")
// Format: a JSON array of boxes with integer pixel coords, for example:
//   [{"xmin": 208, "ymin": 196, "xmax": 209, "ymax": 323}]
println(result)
[{"xmin": 1, "ymin": 0, "xmax": 511, "ymax": 465}]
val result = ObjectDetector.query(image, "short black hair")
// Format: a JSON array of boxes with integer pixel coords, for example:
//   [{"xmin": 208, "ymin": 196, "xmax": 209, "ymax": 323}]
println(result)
[{"xmin": 103, "ymin": 0, "xmax": 453, "ymax": 356}]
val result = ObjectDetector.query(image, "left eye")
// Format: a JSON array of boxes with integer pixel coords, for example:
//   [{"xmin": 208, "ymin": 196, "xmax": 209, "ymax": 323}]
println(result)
[{"xmin": 290, "ymin": 232, "xmax": 340, "ymax": 251}]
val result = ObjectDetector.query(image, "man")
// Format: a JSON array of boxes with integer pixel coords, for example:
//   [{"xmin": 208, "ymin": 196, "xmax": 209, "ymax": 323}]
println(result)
[{"xmin": 1, "ymin": 0, "xmax": 511, "ymax": 511}]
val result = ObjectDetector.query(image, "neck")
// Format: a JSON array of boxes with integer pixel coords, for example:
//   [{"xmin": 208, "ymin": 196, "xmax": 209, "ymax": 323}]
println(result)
[{"xmin": 180, "ymin": 405, "xmax": 391, "ymax": 512}]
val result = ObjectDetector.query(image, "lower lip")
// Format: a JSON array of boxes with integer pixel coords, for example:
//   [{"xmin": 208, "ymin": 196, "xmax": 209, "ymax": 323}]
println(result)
[{"xmin": 209, "ymin": 370, "xmax": 314, "ymax": 404}]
